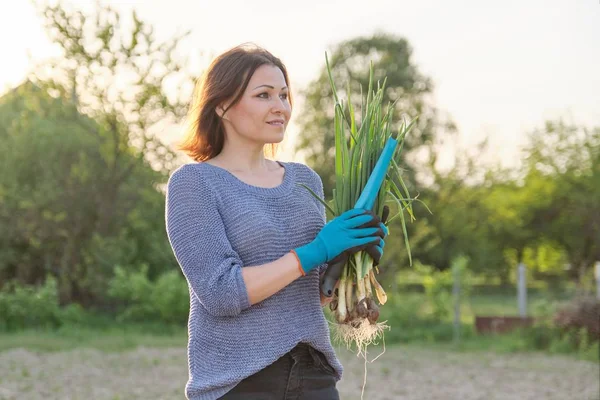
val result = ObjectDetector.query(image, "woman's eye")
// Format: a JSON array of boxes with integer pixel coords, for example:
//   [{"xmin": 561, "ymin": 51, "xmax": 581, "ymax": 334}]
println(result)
[{"xmin": 257, "ymin": 92, "xmax": 288, "ymax": 100}]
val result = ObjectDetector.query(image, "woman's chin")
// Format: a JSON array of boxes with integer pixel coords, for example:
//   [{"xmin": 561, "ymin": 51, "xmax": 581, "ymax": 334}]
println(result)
[{"xmin": 266, "ymin": 132, "xmax": 285, "ymax": 144}]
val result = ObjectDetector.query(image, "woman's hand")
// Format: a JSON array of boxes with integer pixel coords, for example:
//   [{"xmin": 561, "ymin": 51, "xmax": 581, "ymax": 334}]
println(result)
[
  {"xmin": 293, "ymin": 208, "xmax": 385, "ymax": 275},
  {"xmin": 320, "ymin": 274, "xmax": 340, "ymax": 307},
  {"xmin": 319, "ymin": 206, "xmax": 389, "ymax": 298}
]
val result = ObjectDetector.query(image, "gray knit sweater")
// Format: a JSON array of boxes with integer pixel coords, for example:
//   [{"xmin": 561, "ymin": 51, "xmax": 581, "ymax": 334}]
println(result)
[{"xmin": 165, "ymin": 160, "xmax": 343, "ymax": 400}]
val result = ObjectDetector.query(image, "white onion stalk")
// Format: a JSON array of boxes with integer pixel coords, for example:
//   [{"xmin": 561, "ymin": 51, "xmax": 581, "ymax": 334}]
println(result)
[{"xmin": 299, "ymin": 54, "xmax": 422, "ymax": 361}]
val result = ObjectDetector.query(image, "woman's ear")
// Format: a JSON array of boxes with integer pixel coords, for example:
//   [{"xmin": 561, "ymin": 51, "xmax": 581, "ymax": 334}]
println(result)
[{"xmin": 215, "ymin": 103, "xmax": 230, "ymax": 120}]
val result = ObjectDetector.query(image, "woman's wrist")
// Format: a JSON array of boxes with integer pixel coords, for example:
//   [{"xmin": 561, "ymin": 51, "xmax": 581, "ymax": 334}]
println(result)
[
  {"xmin": 289, "ymin": 250, "xmax": 306, "ymax": 276},
  {"xmin": 242, "ymin": 252, "xmax": 305, "ymax": 306},
  {"xmin": 292, "ymin": 239, "xmax": 327, "ymax": 274}
]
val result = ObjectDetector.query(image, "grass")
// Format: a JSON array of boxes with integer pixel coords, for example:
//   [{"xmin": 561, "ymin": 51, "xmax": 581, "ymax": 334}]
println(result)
[
  {"xmin": 464, "ymin": 293, "xmax": 570, "ymax": 320},
  {"xmin": 0, "ymin": 324, "xmax": 187, "ymax": 353},
  {"xmin": 2, "ymin": 321, "xmax": 596, "ymax": 363},
  {"xmin": 390, "ymin": 289, "xmax": 572, "ymax": 321},
  {"xmin": 1, "ymin": 289, "xmax": 595, "ymax": 364},
  {"xmin": 330, "ymin": 288, "xmax": 599, "ymax": 363}
]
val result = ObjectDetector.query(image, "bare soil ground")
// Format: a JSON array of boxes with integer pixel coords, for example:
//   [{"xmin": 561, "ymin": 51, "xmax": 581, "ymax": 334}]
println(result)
[{"xmin": 0, "ymin": 345, "xmax": 597, "ymax": 400}]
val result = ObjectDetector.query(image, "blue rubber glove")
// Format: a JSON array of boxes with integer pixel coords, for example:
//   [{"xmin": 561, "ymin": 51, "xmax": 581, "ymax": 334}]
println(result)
[
  {"xmin": 368, "ymin": 223, "xmax": 388, "ymax": 265},
  {"xmin": 293, "ymin": 208, "xmax": 384, "ymax": 274},
  {"xmin": 328, "ymin": 217, "xmax": 388, "ymax": 266},
  {"xmin": 364, "ymin": 205, "xmax": 390, "ymax": 266}
]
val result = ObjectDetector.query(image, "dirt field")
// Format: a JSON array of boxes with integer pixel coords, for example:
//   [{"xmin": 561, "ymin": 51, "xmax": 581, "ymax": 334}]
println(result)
[{"xmin": 0, "ymin": 345, "xmax": 597, "ymax": 400}]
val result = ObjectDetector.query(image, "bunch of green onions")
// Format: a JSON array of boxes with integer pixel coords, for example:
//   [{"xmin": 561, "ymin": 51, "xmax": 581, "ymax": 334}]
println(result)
[{"xmin": 302, "ymin": 53, "xmax": 420, "ymax": 350}]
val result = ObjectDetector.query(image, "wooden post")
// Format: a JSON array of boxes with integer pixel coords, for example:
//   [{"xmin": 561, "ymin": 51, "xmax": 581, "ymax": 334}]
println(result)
[
  {"xmin": 453, "ymin": 261, "xmax": 461, "ymax": 344},
  {"xmin": 518, "ymin": 263, "xmax": 527, "ymax": 318},
  {"xmin": 595, "ymin": 262, "xmax": 600, "ymax": 300}
]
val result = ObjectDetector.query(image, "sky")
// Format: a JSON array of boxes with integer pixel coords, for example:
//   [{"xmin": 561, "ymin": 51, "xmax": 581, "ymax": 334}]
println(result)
[{"xmin": 2, "ymin": 0, "xmax": 599, "ymax": 170}]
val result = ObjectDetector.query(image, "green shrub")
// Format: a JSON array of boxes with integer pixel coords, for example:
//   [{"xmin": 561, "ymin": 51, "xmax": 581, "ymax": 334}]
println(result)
[
  {"xmin": 377, "ymin": 293, "xmax": 475, "ymax": 344},
  {"xmin": 418, "ymin": 256, "xmax": 472, "ymax": 322},
  {"xmin": 518, "ymin": 316, "xmax": 598, "ymax": 361},
  {"xmin": 0, "ymin": 265, "xmax": 191, "ymax": 332},
  {"xmin": 0, "ymin": 277, "xmax": 91, "ymax": 332},
  {"xmin": 580, "ymin": 339, "xmax": 599, "ymax": 362},
  {"xmin": 107, "ymin": 264, "xmax": 189, "ymax": 324},
  {"xmin": 58, "ymin": 303, "xmax": 90, "ymax": 326},
  {"xmin": 0, "ymin": 277, "xmax": 61, "ymax": 331},
  {"xmin": 553, "ymin": 295, "xmax": 600, "ymax": 341},
  {"xmin": 151, "ymin": 270, "xmax": 190, "ymax": 324}
]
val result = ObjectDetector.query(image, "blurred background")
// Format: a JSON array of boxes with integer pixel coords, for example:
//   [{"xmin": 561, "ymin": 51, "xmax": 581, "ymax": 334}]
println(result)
[{"xmin": 0, "ymin": 1, "xmax": 598, "ymax": 399}]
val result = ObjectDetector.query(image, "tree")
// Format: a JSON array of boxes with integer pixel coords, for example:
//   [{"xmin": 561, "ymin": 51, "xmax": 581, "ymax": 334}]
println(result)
[
  {"xmin": 0, "ymin": 1, "xmax": 196, "ymax": 305},
  {"xmin": 32, "ymin": 1, "xmax": 196, "ymax": 224},
  {"xmin": 295, "ymin": 33, "xmax": 455, "ymax": 198},
  {"xmin": 0, "ymin": 81, "xmax": 175, "ymax": 306},
  {"xmin": 414, "ymin": 166, "xmax": 508, "ymax": 279},
  {"xmin": 523, "ymin": 120, "xmax": 600, "ymax": 286},
  {"xmin": 0, "ymin": 81, "xmax": 111, "ymax": 302}
]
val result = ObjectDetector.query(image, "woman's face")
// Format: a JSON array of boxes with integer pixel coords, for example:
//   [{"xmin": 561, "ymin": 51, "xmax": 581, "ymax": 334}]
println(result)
[{"xmin": 219, "ymin": 64, "xmax": 292, "ymax": 145}]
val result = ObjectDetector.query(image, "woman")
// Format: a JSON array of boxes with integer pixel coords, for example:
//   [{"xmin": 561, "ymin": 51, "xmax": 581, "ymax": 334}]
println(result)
[{"xmin": 165, "ymin": 43, "xmax": 388, "ymax": 400}]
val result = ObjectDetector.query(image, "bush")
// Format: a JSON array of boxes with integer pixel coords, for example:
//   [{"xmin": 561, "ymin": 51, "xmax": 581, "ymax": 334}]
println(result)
[
  {"xmin": 516, "ymin": 296, "xmax": 599, "ymax": 361},
  {"xmin": 378, "ymin": 293, "xmax": 475, "ymax": 344},
  {"xmin": 418, "ymin": 256, "xmax": 472, "ymax": 322},
  {"xmin": 0, "ymin": 277, "xmax": 88, "ymax": 331},
  {"xmin": 0, "ymin": 277, "xmax": 59, "ymax": 331},
  {"xmin": 107, "ymin": 264, "xmax": 189, "ymax": 325},
  {"xmin": 553, "ymin": 295, "xmax": 600, "ymax": 342},
  {"xmin": 59, "ymin": 303, "xmax": 89, "ymax": 326},
  {"xmin": 0, "ymin": 265, "xmax": 192, "ymax": 332}
]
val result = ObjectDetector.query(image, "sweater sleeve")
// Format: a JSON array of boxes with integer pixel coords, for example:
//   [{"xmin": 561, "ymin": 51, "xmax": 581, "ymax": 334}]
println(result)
[{"xmin": 165, "ymin": 165, "xmax": 250, "ymax": 317}]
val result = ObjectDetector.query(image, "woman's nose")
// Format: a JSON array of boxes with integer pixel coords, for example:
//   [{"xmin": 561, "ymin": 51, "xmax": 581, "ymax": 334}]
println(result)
[{"xmin": 272, "ymin": 97, "xmax": 288, "ymax": 112}]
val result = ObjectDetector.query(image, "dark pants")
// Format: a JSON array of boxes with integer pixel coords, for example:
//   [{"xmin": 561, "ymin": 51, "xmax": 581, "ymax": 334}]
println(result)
[{"xmin": 219, "ymin": 343, "xmax": 340, "ymax": 400}]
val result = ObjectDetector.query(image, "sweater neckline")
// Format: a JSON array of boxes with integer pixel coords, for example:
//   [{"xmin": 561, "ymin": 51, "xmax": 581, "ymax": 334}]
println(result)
[{"xmin": 200, "ymin": 160, "xmax": 294, "ymax": 198}]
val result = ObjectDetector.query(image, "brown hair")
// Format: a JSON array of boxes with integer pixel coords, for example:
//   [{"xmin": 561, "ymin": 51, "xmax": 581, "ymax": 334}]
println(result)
[{"xmin": 177, "ymin": 43, "xmax": 293, "ymax": 162}]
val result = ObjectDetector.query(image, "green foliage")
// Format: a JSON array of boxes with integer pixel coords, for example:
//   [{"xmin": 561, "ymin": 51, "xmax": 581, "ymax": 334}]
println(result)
[
  {"xmin": 0, "ymin": 2, "xmax": 192, "ymax": 307},
  {"xmin": 402, "ymin": 118, "xmax": 599, "ymax": 288},
  {"xmin": 107, "ymin": 265, "xmax": 189, "ymax": 325},
  {"xmin": 553, "ymin": 295, "xmax": 600, "ymax": 342},
  {"xmin": 2, "ymin": 278, "xmax": 595, "ymax": 362},
  {"xmin": 0, "ymin": 80, "xmax": 176, "ymax": 306},
  {"xmin": 296, "ymin": 33, "xmax": 453, "ymax": 199},
  {"xmin": 417, "ymin": 256, "xmax": 472, "ymax": 321},
  {"xmin": 0, "ymin": 277, "xmax": 87, "ymax": 332},
  {"xmin": 0, "ymin": 325, "xmax": 187, "ymax": 353},
  {"xmin": 0, "ymin": 277, "xmax": 60, "ymax": 331},
  {"xmin": 515, "ymin": 321, "xmax": 599, "ymax": 362},
  {"xmin": 422, "ymin": 272, "xmax": 452, "ymax": 321},
  {"xmin": 34, "ymin": 0, "xmax": 195, "ymax": 173},
  {"xmin": 522, "ymin": 121, "xmax": 600, "ymax": 284},
  {"xmin": 377, "ymin": 293, "xmax": 476, "ymax": 344},
  {"xmin": 371, "ymin": 289, "xmax": 596, "ymax": 362},
  {"xmin": 457, "ymin": 294, "xmax": 599, "ymax": 361},
  {"xmin": 0, "ymin": 1, "xmax": 596, "ymax": 342},
  {"xmin": 412, "ymin": 168, "xmax": 510, "ymax": 278}
]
